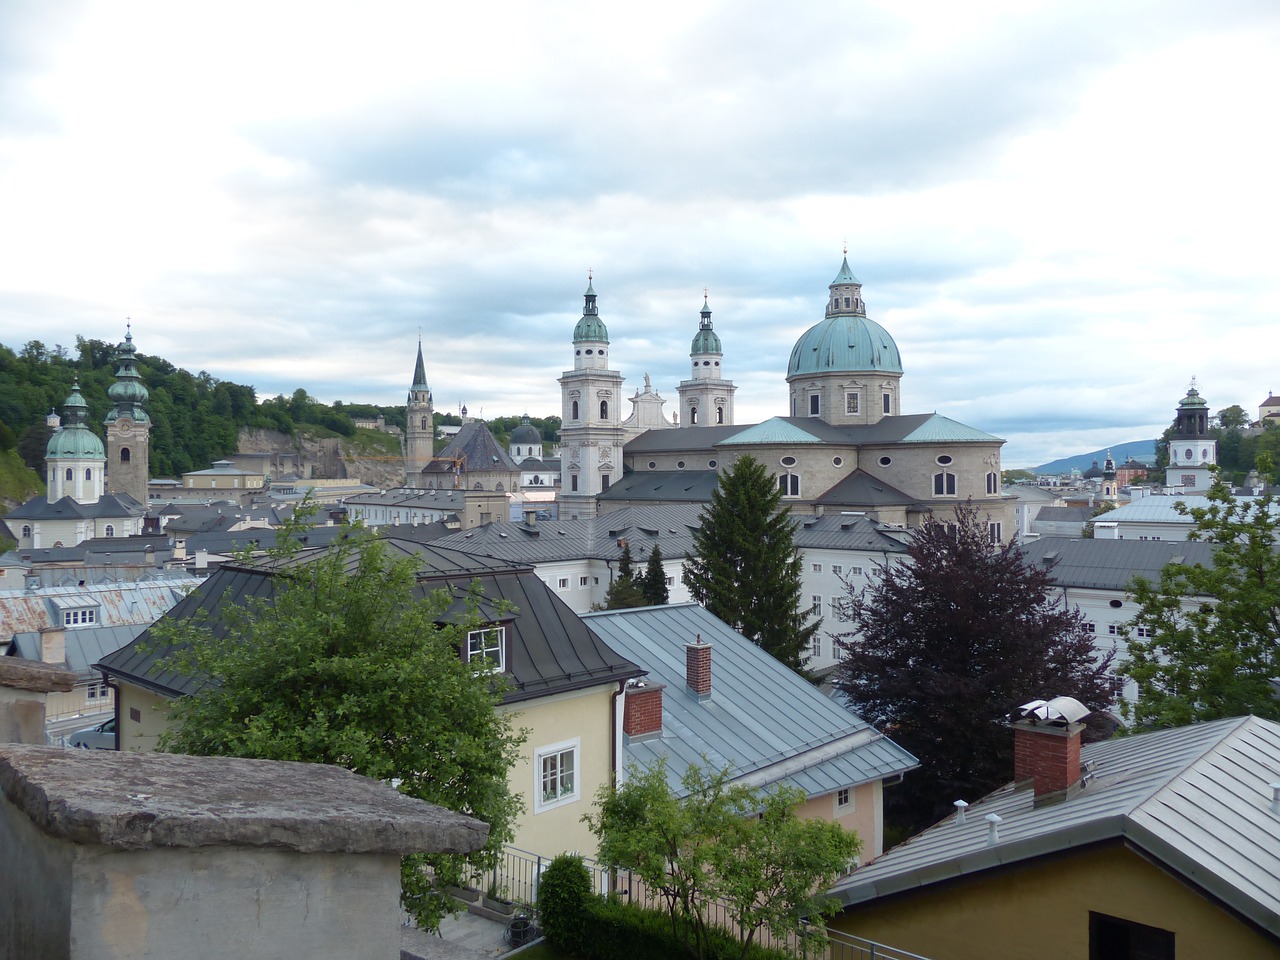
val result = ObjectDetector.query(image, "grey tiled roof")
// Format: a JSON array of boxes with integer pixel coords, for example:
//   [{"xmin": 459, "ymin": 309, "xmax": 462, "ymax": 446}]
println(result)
[
  {"xmin": 597, "ymin": 470, "xmax": 720, "ymax": 503},
  {"xmin": 423, "ymin": 422, "xmax": 520, "ymax": 474},
  {"xmin": 584, "ymin": 604, "xmax": 917, "ymax": 799},
  {"xmin": 1019, "ymin": 537, "xmax": 1217, "ymax": 592},
  {"xmin": 813, "ymin": 470, "xmax": 919, "ymax": 508},
  {"xmin": 830, "ymin": 716, "xmax": 1280, "ymax": 938},
  {"xmin": 6, "ymin": 493, "xmax": 146, "ymax": 521},
  {"xmin": 791, "ymin": 513, "xmax": 913, "ymax": 552},
  {"xmin": 97, "ymin": 538, "xmax": 641, "ymax": 705}
]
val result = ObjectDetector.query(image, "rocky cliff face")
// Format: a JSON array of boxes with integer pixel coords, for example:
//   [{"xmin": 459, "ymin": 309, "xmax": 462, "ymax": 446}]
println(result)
[{"xmin": 237, "ymin": 428, "xmax": 406, "ymax": 490}]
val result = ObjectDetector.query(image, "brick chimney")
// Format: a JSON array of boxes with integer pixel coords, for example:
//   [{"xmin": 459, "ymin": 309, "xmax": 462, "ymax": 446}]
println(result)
[
  {"xmin": 685, "ymin": 635, "xmax": 712, "ymax": 698},
  {"xmin": 623, "ymin": 680, "xmax": 664, "ymax": 740},
  {"xmin": 1011, "ymin": 697, "xmax": 1090, "ymax": 800}
]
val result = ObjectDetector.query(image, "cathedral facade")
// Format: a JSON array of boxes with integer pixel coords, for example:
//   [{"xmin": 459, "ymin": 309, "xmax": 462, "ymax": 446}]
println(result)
[{"xmin": 557, "ymin": 257, "xmax": 1013, "ymax": 535}]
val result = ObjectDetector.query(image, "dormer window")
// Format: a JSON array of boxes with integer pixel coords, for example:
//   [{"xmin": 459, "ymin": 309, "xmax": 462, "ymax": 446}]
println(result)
[{"xmin": 467, "ymin": 626, "xmax": 506, "ymax": 672}]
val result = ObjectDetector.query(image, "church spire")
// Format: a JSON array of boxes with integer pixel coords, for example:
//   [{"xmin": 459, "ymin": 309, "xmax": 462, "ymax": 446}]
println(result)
[{"xmin": 411, "ymin": 338, "xmax": 429, "ymax": 392}]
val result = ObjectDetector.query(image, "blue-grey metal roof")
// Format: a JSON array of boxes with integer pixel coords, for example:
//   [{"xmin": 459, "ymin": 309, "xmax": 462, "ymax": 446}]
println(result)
[
  {"xmin": 583, "ymin": 604, "xmax": 917, "ymax": 799},
  {"xmin": 812, "ymin": 470, "xmax": 919, "ymax": 509},
  {"xmin": 11, "ymin": 624, "xmax": 147, "ymax": 677},
  {"xmin": 899, "ymin": 415, "xmax": 1003, "ymax": 444},
  {"xmin": 596, "ymin": 471, "xmax": 719, "ymax": 503},
  {"xmin": 829, "ymin": 716, "xmax": 1280, "ymax": 939},
  {"xmin": 792, "ymin": 514, "xmax": 913, "ymax": 552},
  {"xmin": 786, "ymin": 315, "xmax": 903, "ymax": 377},
  {"xmin": 718, "ymin": 418, "xmax": 830, "ymax": 446},
  {"xmin": 1019, "ymin": 538, "xmax": 1217, "ymax": 592}
]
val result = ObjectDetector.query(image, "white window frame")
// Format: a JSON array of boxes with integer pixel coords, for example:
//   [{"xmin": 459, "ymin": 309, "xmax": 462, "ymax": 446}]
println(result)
[
  {"xmin": 831, "ymin": 564, "xmax": 843, "ymax": 576},
  {"xmin": 835, "ymin": 787, "xmax": 854, "ymax": 814},
  {"xmin": 557, "ymin": 577, "xmax": 569, "ymax": 589},
  {"xmin": 535, "ymin": 738, "xmax": 580, "ymax": 813},
  {"xmin": 810, "ymin": 634, "xmax": 822, "ymax": 660},
  {"xmin": 850, "ymin": 565, "xmax": 863, "ymax": 577},
  {"xmin": 933, "ymin": 471, "xmax": 957, "ymax": 497},
  {"xmin": 844, "ymin": 391, "xmax": 860, "ymax": 415},
  {"xmin": 988, "ymin": 521, "xmax": 1002, "ymax": 544},
  {"xmin": 466, "ymin": 626, "xmax": 505, "ymax": 672},
  {"xmin": 779, "ymin": 473, "xmax": 800, "ymax": 497}
]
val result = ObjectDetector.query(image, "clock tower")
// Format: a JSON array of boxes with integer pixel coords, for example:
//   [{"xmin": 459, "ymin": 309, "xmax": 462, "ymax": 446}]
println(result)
[{"xmin": 104, "ymin": 326, "xmax": 151, "ymax": 505}]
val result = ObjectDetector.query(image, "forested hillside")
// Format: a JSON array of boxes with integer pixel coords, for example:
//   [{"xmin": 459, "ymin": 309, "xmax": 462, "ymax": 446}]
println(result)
[{"xmin": 0, "ymin": 338, "xmax": 561, "ymax": 480}]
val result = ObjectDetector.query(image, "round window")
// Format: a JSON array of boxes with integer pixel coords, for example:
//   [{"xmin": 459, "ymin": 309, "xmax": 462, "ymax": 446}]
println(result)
[
  {"xmin": 708, "ymin": 459, "xmax": 717, "ymax": 468},
  {"xmin": 833, "ymin": 457, "xmax": 843, "ymax": 467},
  {"xmin": 781, "ymin": 456, "xmax": 797, "ymax": 467},
  {"xmin": 879, "ymin": 456, "xmax": 892, "ymax": 467},
  {"xmin": 936, "ymin": 455, "xmax": 953, "ymax": 466},
  {"xmin": 676, "ymin": 461, "xmax": 686, "ymax": 469},
  {"xmin": 648, "ymin": 461, "xmax": 657, "ymax": 470}
]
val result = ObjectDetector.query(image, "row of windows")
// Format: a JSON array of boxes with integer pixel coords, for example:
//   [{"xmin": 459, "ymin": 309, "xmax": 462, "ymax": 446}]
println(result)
[
  {"xmin": 63, "ymin": 608, "xmax": 98, "ymax": 626},
  {"xmin": 797, "ymin": 390, "xmax": 894, "ymax": 417},
  {"xmin": 567, "ymin": 474, "xmax": 611, "ymax": 492},
  {"xmin": 569, "ymin": 400, "xmax": 609, "ymax": 421},
  {"xmin": 933, "ymin": 471, "xmax": 1001, "ymax": 498},
  {"xmin": 687, "ymin": 405, "xmax": 725, "ymax": 425},
  {"xmin": 810, "ymin": 563, "xmax": 864, "ymax": 577},
  {"xmin": 1084, "ymin": 622, "xmax": 1153, "ymax": 639}
]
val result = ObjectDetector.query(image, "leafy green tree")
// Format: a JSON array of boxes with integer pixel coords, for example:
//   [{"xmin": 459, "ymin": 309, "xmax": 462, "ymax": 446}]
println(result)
[
  {"xmin": 682, "ymin": 456, "xmax": 817, "ymax": 670},
  {"xmin": 586, "ymin": 760, "xmax": 858, "ymax": 960},
  {"xmin": 1215, "ymin": 404, "xmax": 1249, "ymax": 429},
  {"xmin": 834, "ymin": 501, "xmax": 1114, "ymax": 832},
  {"xmin": 640, "ymin": 544, "xmax": 670, "ymax": 606},
  {"xmin": 154, "ymin": 520, "xmax": 525, "ymax": 930},
  {"xmin": 1121, "ymin": 474, "xmax": 1280, "ymax": 727}
]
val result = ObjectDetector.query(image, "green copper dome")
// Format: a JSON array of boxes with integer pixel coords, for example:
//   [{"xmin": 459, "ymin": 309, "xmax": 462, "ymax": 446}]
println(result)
[
  {"xmin": 788, "ymin": 259, "xmax": 902, "ymax": 377},
  {"xmin": 573, "ymin": 280, "xmax": 609, "ymax": 343},
  {"xmin": 1177, "ymin": 381, "xmax": 1209, "ymax": 410},
  {"xmin": 47, "ymin": 381, "xmax": 105, "ymax": 459},
  {"xmin": 691, "ymin": 296, "xmax": 721, "ymax": 355},
  {"xmin": 104, "ymin": 328, "xmax": 151, "ymax": 423}
]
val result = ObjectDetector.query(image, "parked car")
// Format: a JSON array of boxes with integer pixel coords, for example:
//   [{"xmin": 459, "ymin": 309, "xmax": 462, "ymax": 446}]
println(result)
[{"xmin": 67, "ymin": 716, "xmax": 116, "ymax": 749}]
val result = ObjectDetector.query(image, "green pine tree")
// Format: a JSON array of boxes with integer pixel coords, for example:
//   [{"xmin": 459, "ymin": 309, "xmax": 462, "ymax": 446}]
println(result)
[
  {"xmin": 641, "ymin": 544, "xmax": 669, "ymax": 606},
  {"xmin": 682, "ymin": 455, "xmax": 817, "ymax": 670}
]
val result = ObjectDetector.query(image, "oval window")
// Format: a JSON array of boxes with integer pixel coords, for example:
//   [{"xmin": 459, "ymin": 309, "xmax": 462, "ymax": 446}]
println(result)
[
  {"xmin": 781, "ymin": 456, "xmax": 797, "ymax": 467},
  {"xmin": 1109, "ymin": 600, "xmax": 1123, "ymax": 609},
  {"xmin": 936, "ymin": 455, "xmax": 953, "ymax": 466},
  {"xmin": 648, "ymin": 461, "xmax": 657, "ymax": 470},
  {"xmin": 879, "ymin": 456, "xmax": 892, "ymax": 467},
  {"xmin": 832, "ymin": 457, "xmax": 843, "ymax": 467}
]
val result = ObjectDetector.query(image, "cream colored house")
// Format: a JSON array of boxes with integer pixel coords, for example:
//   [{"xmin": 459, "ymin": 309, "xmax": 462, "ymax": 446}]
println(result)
[{"xmin": 95, "ymin": 537, "xmax": 642, "ymax": 859}]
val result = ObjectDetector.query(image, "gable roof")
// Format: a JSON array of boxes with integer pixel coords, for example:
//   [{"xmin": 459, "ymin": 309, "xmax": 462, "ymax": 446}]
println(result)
[
  {"xmin": 583, "ymin": 603, "xmax": 917, "ymax": 799},
  {"xmin": 1020, "ymin": 537, "xmax": 1217, "ymax": 592},
  {"xmin": 424, "ymin": 422, "xmax": 520, "ymax": 474},
  {"xmin": 829, "ymin": 716, "xmax": 1280, "ymax": 939},
  {"xmin": 96, "ymin": 538, "xmax": 642, "ymax": 705},
  {"xmin": 792, "ymin": 513, "xmax": 913, "ymax": 552},
  {"xmin": 596, "ymin": 470, "xmax": 719, "ymax": 503},
  {"xmin": 813, "ymin": 470, "xmax": 919, "ymax": 508}
]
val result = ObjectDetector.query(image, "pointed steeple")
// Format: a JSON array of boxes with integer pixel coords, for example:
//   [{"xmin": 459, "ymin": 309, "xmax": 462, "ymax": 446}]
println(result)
[{"xmin": 411, "ymin": 339, "xmax": 429, "ymax": 391}]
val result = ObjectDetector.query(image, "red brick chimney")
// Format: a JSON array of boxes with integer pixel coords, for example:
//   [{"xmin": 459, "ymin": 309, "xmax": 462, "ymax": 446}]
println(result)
[
  {"xmin": 685, "ymin": 635, "xmax": 712, "ymax": 698},
  {"xmin": 623, "ymin": 680, "xmax": 664, "ymax": 739},
  {"xmin": 1011, "ymin": 697, "xmax": 1090, "ymax": 799}
]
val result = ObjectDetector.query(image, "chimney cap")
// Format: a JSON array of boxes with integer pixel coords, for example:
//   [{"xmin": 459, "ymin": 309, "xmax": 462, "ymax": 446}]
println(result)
[{"xmin": 1013, "ymin": 696, "xmax": 1090, "ymax": 727}]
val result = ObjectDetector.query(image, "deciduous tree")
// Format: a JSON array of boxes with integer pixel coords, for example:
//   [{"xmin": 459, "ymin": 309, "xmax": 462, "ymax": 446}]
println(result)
[
  {"xmin": 586, "ymin": 760, "xmax": 859, "ymax": 960},
  {"xmin": 154, "ymin": 520, "xmax": 524, "ymax": 930},
  {"xmin": 1121, "ymin": 474, "xmax": 1280, "ymax": 727},
  {"xmin": 682, "ymin": 455, "xmax": 817, "ymax": 670},
  {"xmin": 834, "ymin": 501, "xmax": 1113, "ymax": 832}
]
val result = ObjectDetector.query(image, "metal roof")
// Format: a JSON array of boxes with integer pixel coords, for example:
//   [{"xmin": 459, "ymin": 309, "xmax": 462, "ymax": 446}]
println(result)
[
  {"xmin": 596, "ymin": 470, "xmax": 719, "ymax": 503},
  {"xmin": 432, "ymin": 504, "xmax": 706, "ymax": 566},
  {"xmin": 96, "ymin": 539, "xmax": 642, "ymax": 705},
  {"xmin": 813, "ymin": 470, "xmax": 919, "ymax": 508},
  {"xmin": 899, "ymin": 415, "xmax": 1003, "ymax": 444},
  {"xmin": 1019, "ymin": 537, "xmax": 1217, "ymax": 592},
  {"xmin": 829, "ymin": 716, "xmax": 1280, "ymax": 939},
  {"xmin": 792, "ymin": 514, "xmax": 914, "ymax": 552},
  {"xmin": 583, "ymin": 603, "xmax": 917, "ymax": 799},
  {"xmin": 424, "ymin": 422, "xmax": 521, "ymax": 474},
  {"xmin": 719, "ymin": 418, "xmax": 830, "ymax": 446}
]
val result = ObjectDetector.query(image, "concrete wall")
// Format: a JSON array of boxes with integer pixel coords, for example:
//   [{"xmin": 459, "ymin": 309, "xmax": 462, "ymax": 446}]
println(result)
[{"xmin": 831, "ymin": 842, "xmax": 1278, "ymax": 960}]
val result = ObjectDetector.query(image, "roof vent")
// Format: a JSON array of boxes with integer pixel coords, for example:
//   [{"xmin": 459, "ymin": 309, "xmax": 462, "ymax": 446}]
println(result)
[
  {"xmin": 1271, "ymin": 783, "xmax": 1280, "ymax": 815},
  {"xmin": 953, "ymin": 799, "xmax": 968, "ymax": 825},
  {"xmin": 985, "ymin": 813, "xmax": 1002, "ymax": 845}
]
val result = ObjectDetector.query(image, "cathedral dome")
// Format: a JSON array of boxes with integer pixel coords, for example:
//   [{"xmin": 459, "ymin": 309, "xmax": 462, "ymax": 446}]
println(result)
[
  {"xmin": 691, "ymin": 296, "xmax": 721, "ymax": 355},
  {"xmin": 511, "ymin": 417, "xmax": 541, "ymax": 445},
  {"xmin": 787, "ymin": 315, "xmax": 902, "ymax": 378},
  {"xmin": 787, "ymin": 258, "xmax": 903, "ymax": 379}
]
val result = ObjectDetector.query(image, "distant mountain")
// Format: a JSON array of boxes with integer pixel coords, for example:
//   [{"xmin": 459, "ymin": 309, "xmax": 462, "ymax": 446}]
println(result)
[{"xmin": 1032, "ymin": 440, "xmax": 1157, "ymax": 476}]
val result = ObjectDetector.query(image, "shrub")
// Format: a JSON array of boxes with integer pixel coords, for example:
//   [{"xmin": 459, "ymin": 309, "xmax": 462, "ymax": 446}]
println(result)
[{"xmin": 537, "ymin": 854, "xmax": 593, "ymax": 954}]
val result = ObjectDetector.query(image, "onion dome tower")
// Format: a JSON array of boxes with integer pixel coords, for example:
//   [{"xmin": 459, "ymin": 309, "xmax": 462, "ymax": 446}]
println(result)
[
  {"xmin": 786, "ymin": 254, "xmax": 903, "ymax": 425},
  {"xmin": 677, "ymin": 293, "xmax": 736, "ymax": 428},
  {"xmin": 104, "ymin": 326, "xmax": 151, "ymax": 504},
  {"xmin": 47, "ymin": 379, "xmax": 106, "ymax": 505},
  {"xmin": 558, "ymin": 274, "xmax": 625, "ymax": 519},
  {"xmin": 1166, "ymin": 378, "xmax": 1217, "ymax": 489},
  {"xmin": 404, "ymin": 339, "xmax": 435, "ymax": 486}
]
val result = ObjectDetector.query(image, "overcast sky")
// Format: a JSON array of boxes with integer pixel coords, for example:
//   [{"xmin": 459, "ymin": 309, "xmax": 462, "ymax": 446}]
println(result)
[{"xmin": 2, "ymin": 1, "xmax": 1277, "ymax": 467}]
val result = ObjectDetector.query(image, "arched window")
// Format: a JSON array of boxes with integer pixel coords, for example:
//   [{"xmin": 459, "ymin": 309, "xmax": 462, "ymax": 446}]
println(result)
[
  {"xmin": 986, "ymin": 472, "xmax": 999, "ymax": 495},
  {"xmin": 778, "ymin": 474, "xmax": 800, "ymax": 497},
  {"xmin": 120, "ymin": 447, "xmax": 131, "ymax": 463},
  {"xmin": 600, "ymin": 400, "xmax": 608, "ymax": 420},
  {"xmin": 933, "ymin": 472, "xmax": 957, "ymax": 496},
  {"xmin": 690, "ymin": 406, "xmax": 698, "ymax": 425},
  {"xmin": 85, "ymin": 469, "xmax": 92, "ymax": 481},
  {"xmin": 21, "ymin": 525, "xmax": 31, "ymax": 538},
  {"xmin": 716, "ymin": 406, "xmax": 724, "ymax": 424},
  {"xmin": 65, "ymin": 468, "xmax": 73, "ymax": 481},
  {"xmin": 420, "ymin": 416, "xmax": 428, "ymax": 431},
  {"xmin": 104, "ymin": 525, "xmax": 114, "ymax": 537},
  {"xmin": 571, "ymin": 400, "xmax": 579, "ymax": 420}
]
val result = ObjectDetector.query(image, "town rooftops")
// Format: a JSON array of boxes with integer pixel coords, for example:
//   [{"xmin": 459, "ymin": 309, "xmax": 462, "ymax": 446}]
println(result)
[
  {"xmin": 584, "ymin": 603, "xmax": 918, "ymax": 799},
  {"xmin": 596, "ymin": 470, "xmax": 720, "ymax": 503},
  {"xmin": 829, "ymin": 716, "xmax": 1280, "ymax": 938},
  {"xmin": 1019, "ymin": 537, "xmax": 1217, "ymax": 592}
]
